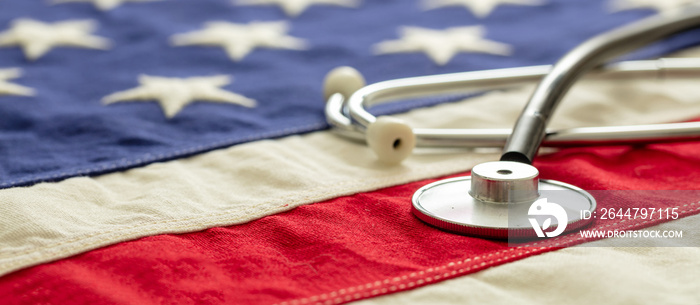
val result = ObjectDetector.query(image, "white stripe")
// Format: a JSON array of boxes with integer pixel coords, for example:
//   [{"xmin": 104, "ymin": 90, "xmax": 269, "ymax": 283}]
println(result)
[
  {"xmin": 356, "ymin": 212, "xmax": 700, "ymax": 305},
  {"xmin": 2, "ymin": 52, "xmax": 700, "ymax": 276}
]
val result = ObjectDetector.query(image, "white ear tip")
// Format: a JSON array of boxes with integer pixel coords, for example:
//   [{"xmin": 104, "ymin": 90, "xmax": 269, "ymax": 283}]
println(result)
[
  {"xmin": 323, "ymin": 66, "xmax": 366, "ymax": 101},
  {"xmin": 366, "ymin": 117, "xmax": 415, "ymax": 164}
]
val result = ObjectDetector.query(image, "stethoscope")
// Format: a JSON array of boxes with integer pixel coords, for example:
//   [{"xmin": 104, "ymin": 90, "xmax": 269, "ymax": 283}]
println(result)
[{"xmin": 322, "ymin": 10, "xmax": 700, "ymax": 239}]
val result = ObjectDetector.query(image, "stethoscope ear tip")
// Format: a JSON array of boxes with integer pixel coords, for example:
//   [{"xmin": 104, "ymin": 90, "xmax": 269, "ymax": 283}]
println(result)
[
  {"xmin": 322, "ymin": 66, "xmax": 366, "ymax": 101},
  {"xmin": 366, "ymin": 116, "xmax": 416, "ymax": 164}
]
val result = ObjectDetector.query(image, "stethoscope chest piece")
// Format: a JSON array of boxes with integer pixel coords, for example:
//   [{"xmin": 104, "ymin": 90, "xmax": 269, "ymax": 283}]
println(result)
[{"xmin": 411, "ymin": 161, "xmax": 596, "ymax": 239}]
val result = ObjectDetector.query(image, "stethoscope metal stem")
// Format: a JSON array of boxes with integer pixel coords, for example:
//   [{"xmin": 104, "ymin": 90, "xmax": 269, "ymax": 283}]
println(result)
[
  {"xmin": 345, "ymin": 58, "xmax": 700, "ymax": 129},
  {"xmin": 503, "ymin": 8, "xmax": 700, "ymax": 164},
  {"xmin": 414, "ymin": 122, "xmax": 700, "ymax": 148},
  {"xmin": 326, "ymin": 58, "xmax": 700, "ymax": 150},
  {"xmin": 330, "ymin": 90, "xmax": 700, "ymax": 147}
]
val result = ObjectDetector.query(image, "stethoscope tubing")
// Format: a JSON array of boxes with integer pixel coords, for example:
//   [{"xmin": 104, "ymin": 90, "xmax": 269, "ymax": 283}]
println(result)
[{"xmin": 503, "ymin": 8, "xmax": 700, "ymax": 163}]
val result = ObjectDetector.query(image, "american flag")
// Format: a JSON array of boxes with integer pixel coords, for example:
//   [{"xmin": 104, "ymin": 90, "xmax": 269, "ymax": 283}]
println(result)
[{"xmin": 1, "ymin": 0, "xmax": 700, "ymax": 304}]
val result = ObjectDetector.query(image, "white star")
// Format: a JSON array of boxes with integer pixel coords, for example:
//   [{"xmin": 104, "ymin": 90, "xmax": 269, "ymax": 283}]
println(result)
[
  {"xmin": 373, "ymin": 26, "xmax": 512, "ymax": 66},
  {"xmin": 51, "ymin": 0, "xmax": 162, "ymax": 11},
  {"xmin": 0, "ymin": 19, "xmax": 111, "ymax": 61},
  {"xmin": 171, "ymin": 21, "xmax": 308, "ymax": 62},
  {"xmin": 0, "ymin": 68, "xmax": 35, "ymax": 97},
  {"xmin": 609, "ymin": 0, "xmax": 700, "ymax": 15},
  {"xmin": 235, "ymin": 0, "xmax": 360, "ymax": 17},
  {"xmin": 423, "ymin": 0, "xmax": 544, "ymax": 18},
  {"xmin": 102, "ymin": 75, "xmax": 256, "ymax": 118}
]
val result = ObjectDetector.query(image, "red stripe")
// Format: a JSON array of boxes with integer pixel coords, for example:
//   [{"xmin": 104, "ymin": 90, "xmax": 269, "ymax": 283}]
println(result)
[{"xmin": 1, "ymin": 141, "xmax": 699, "ymax": 305}]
